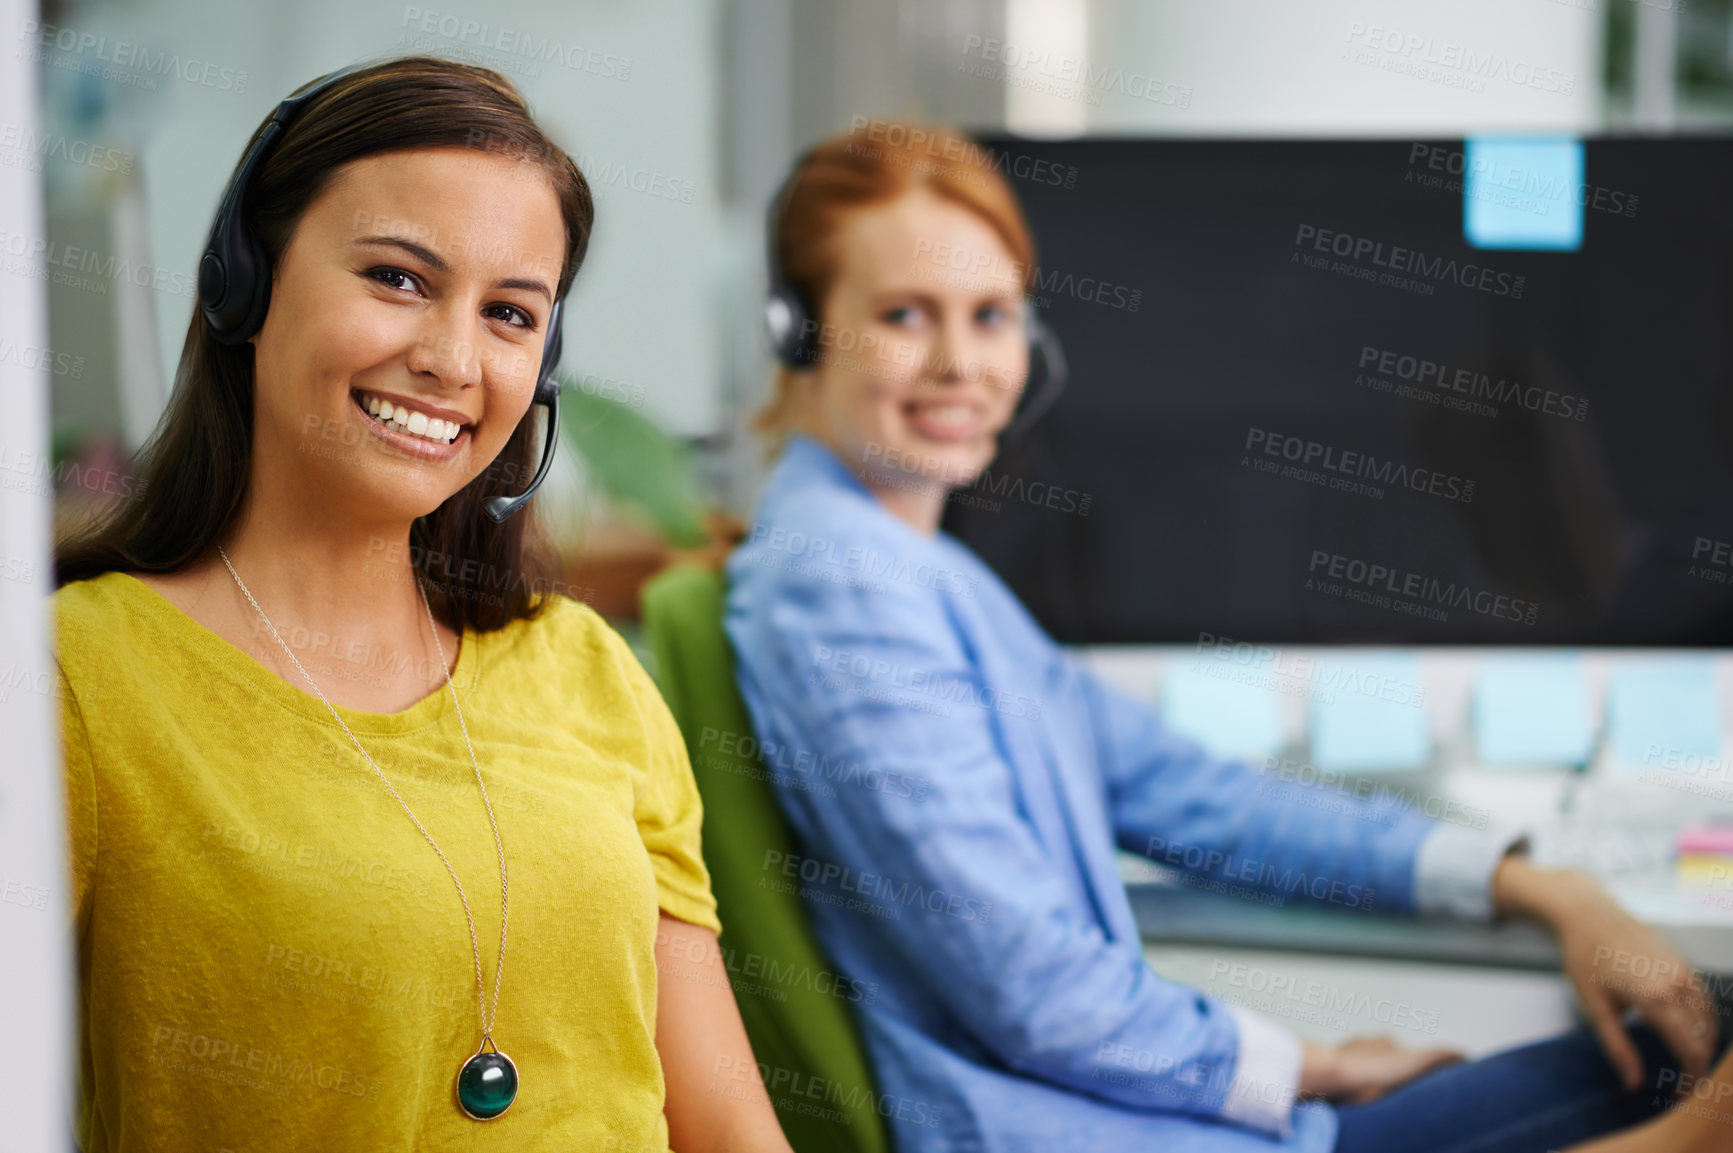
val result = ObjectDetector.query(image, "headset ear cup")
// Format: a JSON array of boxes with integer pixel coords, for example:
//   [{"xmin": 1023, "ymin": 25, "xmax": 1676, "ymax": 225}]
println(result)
[
  {"xmin": 1033, "ymin": 315, "xmax": 1067, "ymax": 397},
  {"xmin": 1025, "ymin": 336, "xmax": 1050, "ymax": 409},
  {"xmin": 1004, "ymin": 311, "xmax": 1069, "ymax": 441},
  {"xmin": 197, "ymin": 211, "xmax": 248, "ymax": 344},
  {"xmin": 765, "ymin": 283, "xmax": 816, "ymax": 368},
  {"xmin": 763, "ymin": 151, "xmax": 824, "ymax": 371},
  {"xmin": 196, "ymin": 252, "xmax": 229, "ymax": 332},
  {"xmin": 200, "ymin": 226, "xmax": 273, "ymax": 345},
  {"xmin": 198, "ymin": 118, "xmax": 284, "ymax": 345}
]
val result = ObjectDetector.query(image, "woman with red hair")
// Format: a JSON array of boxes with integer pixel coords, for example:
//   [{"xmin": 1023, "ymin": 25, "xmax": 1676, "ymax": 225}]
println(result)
[{"xmin": 724, "ymin": 120, "xmax": 1726, "ymax": 1153}]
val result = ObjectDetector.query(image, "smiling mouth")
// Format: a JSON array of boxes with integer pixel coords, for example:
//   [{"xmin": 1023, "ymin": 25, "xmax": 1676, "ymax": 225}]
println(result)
[
  {"xmin": 351, "ymin": 389, "xmax": 470, "ymax": 446},
  {"xmin": 904, "ymin": 401, "xmax": 982, "ymax": 441}
]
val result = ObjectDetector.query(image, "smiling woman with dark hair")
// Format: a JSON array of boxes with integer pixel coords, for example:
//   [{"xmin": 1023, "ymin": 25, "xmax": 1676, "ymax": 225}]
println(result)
[{"xmin": 51, "ymin": 56, "xmax": 793, "ymax": 1153}]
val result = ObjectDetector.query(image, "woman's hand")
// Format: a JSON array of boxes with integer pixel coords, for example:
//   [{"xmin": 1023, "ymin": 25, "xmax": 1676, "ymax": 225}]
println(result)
[
  {"xmin": 1299, "ymin": 1037, "xmax": 1465, "ymax": 1104},
  {"xmin": 1492, "ymin": 855, "xmax": 1719, "ymax": 1090}
]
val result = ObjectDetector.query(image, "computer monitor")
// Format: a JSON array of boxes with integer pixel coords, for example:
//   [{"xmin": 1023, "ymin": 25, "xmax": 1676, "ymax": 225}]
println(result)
[{"xmin": 944, "ymin": 137, "xmax": 1733, "ymax": 647}]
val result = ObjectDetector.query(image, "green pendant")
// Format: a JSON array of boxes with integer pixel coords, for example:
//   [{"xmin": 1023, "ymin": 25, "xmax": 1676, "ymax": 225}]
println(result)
[{"xmin": 455, "ymin": 1042, "xmax": 518, "ymax": 1120}]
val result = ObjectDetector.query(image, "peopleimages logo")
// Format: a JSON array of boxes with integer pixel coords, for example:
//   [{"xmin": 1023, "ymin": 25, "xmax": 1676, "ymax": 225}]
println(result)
[
  {"xmin": 0, "ymin": 124, "xmax": 134, "ymax": 175},
  {"xmin": 18, "ymin": 21, "xmax": 251, "ymax": 93},
  {"xmin": 911, "ymin": 239, "xmax": 1142, "ymax": 313},
  {"xmin": 749, "ymin": 523, "xmax": 979, "ymax": 599},
  {"xmin": 1244, "ymin": 428, "xmax": 1476, "ymax": 504},
  {"xmin": 1357, "ymin": 345, "xmax": 1587, "ymax": 422},
  {"xmin": 1343, "ymin": 21, "xmax": 1576, "ymax": 95},
  {"xmin": 697, "ymin": 726, "xmax": 930, "ymax": 802},
  {"xmin": 1211, "ymin": 960, "xmax": 1443, "ymax": 1036},
  {"xmin": 399, "ymin": 8, "xmax": 632, "ymax": 80},
  {"xmin": 862, "ymin": 442, "xmax": 1093, "ymax": 517},
  {"xmin": 1407, "ymin": 144, "xmax": 1638, "ymax": 221},
  {"xmin": 762, "ymin": 850, "xmax": 994, "ymax": 924},
  {"xmin": 1294, "ymin": 224, "xmax": 1525, "ymax": 299},
  {"xmin": 1690, "ymin": 537, "xmax": 1733, "ymax": 588},
  {"xmin": 1193, "ymin": 632, "xmax": 1428, "ymax": 708},
  {"xmin": 1143, "ymin": 836, "xmax": 1378, "ymax": 910},
  {"xmin": 847, "ymin": 117, "xmax": 1080, "ymax": 190},
  {"xmin": 0, "ymin": 227, "xmax": 197, "ymax": 299},
  {"xmin": 958, "ymin": 36, "xmax": 1193, "ymax": 109},
  {"xmin": 809, "ymin": 645, "xmax": 1043, "ymax": 722},
  {"xmin": 1308, "ymin": 550, "xmax": 1539, "ymax": 626}
]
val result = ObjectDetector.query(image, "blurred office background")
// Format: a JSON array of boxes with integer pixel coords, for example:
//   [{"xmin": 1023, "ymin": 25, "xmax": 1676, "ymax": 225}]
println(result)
[
  {"xmin": 11, "ymin": 3, "xmax": 1733, "ymax": 1146},
  {"xmin": 30, "ymin": 0, "xmax": 1733, "ymax": 543}
]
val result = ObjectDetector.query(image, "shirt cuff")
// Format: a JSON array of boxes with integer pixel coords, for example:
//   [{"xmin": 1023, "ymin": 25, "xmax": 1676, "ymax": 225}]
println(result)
[
  {"xmin": 1412, "ymin": 821, "xmax": 1531, "ymax": 922},
  {"xmin": 1218, "ymin": 1002, "xmax": 1303, "ymax": 1138}
]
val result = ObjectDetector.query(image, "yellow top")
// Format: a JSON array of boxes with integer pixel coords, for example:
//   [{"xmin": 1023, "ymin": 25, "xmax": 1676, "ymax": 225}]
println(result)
[{"xmin": 54, "ymin": 571, "xmax": 720, "ymax": 1153}]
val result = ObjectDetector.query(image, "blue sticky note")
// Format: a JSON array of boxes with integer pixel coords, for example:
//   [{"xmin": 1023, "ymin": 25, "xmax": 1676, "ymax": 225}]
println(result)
[
  {"xmin": 1307, "ymin": 654, "xmax": 1430, "ymax": 772},
  {"xmin": 1463, "ymin": 137, "xmax": 1584, "ymax": 252},
  {"xmin": 1161, "ymin": 665, "xmax": 1284, "ymax": 761},
  {"xmin": 1607, "ymin": 660, "xmax": 1722, "ymax": 770},
  {"xmin": 1473, "ymin": 655, "xmax": 1593, "ymax": 766}
]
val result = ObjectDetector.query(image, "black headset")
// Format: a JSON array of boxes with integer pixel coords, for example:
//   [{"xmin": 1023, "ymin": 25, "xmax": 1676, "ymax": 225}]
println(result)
[
  {"xmin": 197, "ymin": 65, "xmax": 566, "ymax": 524},
  {"xmin": 763, "ymin": 147, "xmax": 1068, "ymax": 441}
]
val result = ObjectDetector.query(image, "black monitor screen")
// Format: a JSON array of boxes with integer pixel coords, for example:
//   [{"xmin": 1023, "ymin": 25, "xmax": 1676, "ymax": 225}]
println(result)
[{"xmin": 942, "ymin": 137, "xmax": 1733, "ymax": 647}]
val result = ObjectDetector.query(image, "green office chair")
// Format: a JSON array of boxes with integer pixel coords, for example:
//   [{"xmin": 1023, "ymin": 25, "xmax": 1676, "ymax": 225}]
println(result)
[{"xmin": 641, "ymin": 563, "xmax": 892, "ymax": 1153}]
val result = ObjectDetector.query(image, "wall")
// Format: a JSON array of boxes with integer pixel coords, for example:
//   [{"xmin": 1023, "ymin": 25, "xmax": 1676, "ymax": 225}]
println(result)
[{"xmin": 0, "ymin": 0, "xmax": 73, "ymax": 1147}]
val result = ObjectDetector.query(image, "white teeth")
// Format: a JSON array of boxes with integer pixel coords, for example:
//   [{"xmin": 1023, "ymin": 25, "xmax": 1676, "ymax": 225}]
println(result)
[
  {"xmin": 915, "ymin": 405, "xmax": 973, "ymax": 428},
  {"xmin": 358, "ymin": 393, "xmax": 463, "ymax": 445}
]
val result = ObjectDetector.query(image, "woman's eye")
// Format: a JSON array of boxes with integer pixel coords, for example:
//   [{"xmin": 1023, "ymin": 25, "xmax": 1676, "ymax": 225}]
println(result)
[
  {"xmin": 367, "ymin": 266, "xmax": 420, "ymax": 293},
  {"xmin": 486, "ymin": 303, "xmax": 534, "ymax": 329},
  {"xmin": 977, "ymin": 302, "xmax": 1012, "ymax": 327},
  {"xmin": 881, "ymin": 305, "xmax": 925, "ymax": 328}
]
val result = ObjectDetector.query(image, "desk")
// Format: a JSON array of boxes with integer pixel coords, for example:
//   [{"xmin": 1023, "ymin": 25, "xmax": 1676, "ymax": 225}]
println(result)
[
  {"xmin": 1106, "ymin": 734, "xmax": 1733, "ymax": 968},
  {"xmin": 1127, "ymin": 882, "xmax": 1581, "ymax": 1056},
  {"xmin": 1126, "ymin": 864, "xmax": 1733, "ymax": 973},
  {"xmin": 1127, "ymin": 883, "xmax": 1561, "ymax": 969},
  {"xmin": 1122, "ymin": 817, "xmax": 1733, "ymax": 1055},
  {"xmin": 1082, "ymin": 647, "xmax": 1733, "ymax": 1050}
]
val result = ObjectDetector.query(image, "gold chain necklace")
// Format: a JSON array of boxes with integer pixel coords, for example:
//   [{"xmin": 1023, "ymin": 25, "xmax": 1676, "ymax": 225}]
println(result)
[{"xmin": 216, "ymin": 545, "xmax": 518, "ymax": 1120}]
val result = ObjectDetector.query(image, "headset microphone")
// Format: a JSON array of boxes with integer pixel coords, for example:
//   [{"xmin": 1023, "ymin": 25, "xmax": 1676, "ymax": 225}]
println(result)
[{"xmin": 196, "ymin": 65, "xmax": 568, "ymax": 525}]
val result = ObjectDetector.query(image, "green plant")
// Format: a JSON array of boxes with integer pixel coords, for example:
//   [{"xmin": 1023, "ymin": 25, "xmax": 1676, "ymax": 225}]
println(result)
[{"xmin": 556, "ymin": 375, "xmax": 709, "ymax": 547}]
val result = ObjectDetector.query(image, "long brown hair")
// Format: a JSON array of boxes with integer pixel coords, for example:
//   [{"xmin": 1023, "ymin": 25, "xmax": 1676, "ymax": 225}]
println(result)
[
  {"xmin": 754, "ymin": 121, "xmax": 1036, "ymax": 457},
  {"xmin": 54, "ymin": 55, "xmax": 594, "ymax": 634}
]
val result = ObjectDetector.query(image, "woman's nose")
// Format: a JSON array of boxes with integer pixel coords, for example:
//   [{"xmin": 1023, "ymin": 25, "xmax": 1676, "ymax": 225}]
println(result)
[
  {"xmin": 406, "ymin": 306, "xmax": 484, "ymax": 389},
  {"xmin": 924, "ymin": 315, "xmax": 973, "ymax": 384}
]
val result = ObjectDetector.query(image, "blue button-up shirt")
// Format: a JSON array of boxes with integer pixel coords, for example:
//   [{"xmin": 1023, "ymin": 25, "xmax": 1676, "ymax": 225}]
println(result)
[{"xmin": 723, "ymin": 435, "xmax": 1523, "ymax": 1153}]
